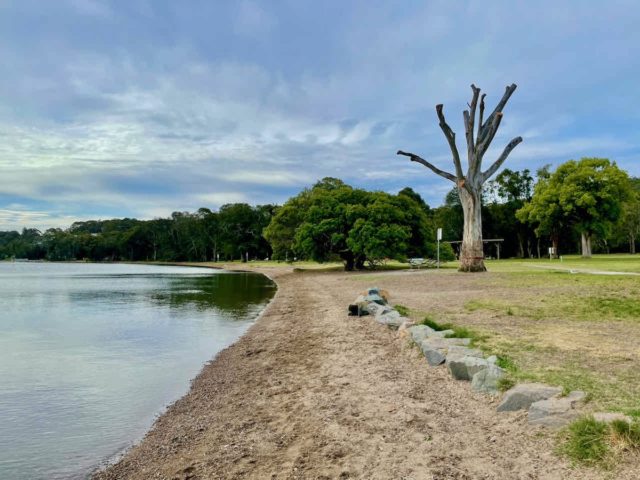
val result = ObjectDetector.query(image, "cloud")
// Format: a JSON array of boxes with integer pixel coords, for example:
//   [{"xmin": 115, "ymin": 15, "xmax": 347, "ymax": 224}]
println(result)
[
  {"xmin": 0, "ymin": 1, "xmax": 639, "ymax": 229},
  {"xmin": 234, "ymin": 1, "xmax": 277, "ymax": 37}
]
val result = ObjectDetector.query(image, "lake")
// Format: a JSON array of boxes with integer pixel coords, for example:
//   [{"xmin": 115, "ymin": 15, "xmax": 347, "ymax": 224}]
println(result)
[{"xmin": 0, "ymin": 262, "xmax": 275, "ymax": 480}]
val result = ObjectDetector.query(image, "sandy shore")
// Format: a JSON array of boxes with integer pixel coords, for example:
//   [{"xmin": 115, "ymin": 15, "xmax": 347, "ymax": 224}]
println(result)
[{"xmin": 93, "ymin": 267, "xmax": 619, "ymax": 480}]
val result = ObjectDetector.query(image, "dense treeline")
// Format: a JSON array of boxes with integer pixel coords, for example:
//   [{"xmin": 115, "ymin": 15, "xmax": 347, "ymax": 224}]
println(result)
[
  {"xmin": 1, "ymin": 159, "xmax": 638, "ymax": 267},
  {"xmin": 0, "ymin": 205, "xmax": 275, "ymax": 262}
]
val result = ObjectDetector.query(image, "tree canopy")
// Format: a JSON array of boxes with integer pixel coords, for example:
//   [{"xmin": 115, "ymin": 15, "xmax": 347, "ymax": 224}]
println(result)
[
  {"xmin": 517, "ymin": 158, "xmax": 631, "ymax": 257},
  {"xmin": 264, "ymin": 178, "xmax": 451, "ymax": 270}
]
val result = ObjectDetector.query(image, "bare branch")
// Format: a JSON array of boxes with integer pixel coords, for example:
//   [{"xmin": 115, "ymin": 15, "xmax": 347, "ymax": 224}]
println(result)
[
  {"xmin": 477, "ymin": 112, "xmax": 503, "ymax": 156},
  {"xmin": 477, "ymin": 84, "xmax": 517, "ymax": 148},
  {"xmin": 477, "ymin": 93, "xmax": 486, "ymax": 139},
  {"xmin": 435, "ymin": 104, "xmax": 464, "ymax": 180},
  {"xmin": 481, "ymin": 136, "xmax": 523, "ymax": 182},
  {"xmin": 397, "ymin": 150, "xmax": 457, "ymax": 182},
  {"xmin": 466, "ymin": 84, "xmax": 481, "ymax": 173}
]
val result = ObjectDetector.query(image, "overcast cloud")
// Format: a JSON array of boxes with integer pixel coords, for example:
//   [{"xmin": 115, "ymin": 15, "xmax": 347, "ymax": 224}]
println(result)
[{"xmin": 1, "ymin": 0, "xmax": 639, "ymax": 230}]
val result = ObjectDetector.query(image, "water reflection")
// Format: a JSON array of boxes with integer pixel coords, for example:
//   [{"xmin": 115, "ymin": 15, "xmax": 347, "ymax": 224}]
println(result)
[
  {"xmin": 152, "ymin": 273, "xmax": 275, "ymax": 316},
  {"xmin": 0, "ymin": 263, "xmax": 275, "ymax": 480}
]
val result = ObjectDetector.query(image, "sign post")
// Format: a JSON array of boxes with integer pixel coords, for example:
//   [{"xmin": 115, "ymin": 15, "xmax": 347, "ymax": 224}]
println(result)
[{"xmin": 437, "ymin": 228, "xmax": 442, "ymax": 269}]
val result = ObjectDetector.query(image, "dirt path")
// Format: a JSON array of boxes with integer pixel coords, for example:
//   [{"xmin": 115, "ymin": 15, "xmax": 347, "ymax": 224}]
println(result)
[
  {"xmin": 524, "ymin": 264, "xmax": 640, "ymax": 276},
  {"xmin": 94, "ymin": 268, "xmax": 609, "ymax": 480}
]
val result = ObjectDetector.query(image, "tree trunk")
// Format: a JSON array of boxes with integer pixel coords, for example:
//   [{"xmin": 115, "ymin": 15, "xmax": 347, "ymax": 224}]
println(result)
[
  {"xmin": 580, "ymin": 232, "xmax": 592, "ymax": 258},
  {"xmin": 551, "ymin": 235, "xmax": 559, "ymax": 259},
  {"xmin": 398, "ymin": 83, "xmax": 522, "ymax": 273},
  {"xmin": 629, "ymin": 233, "xmax": 636, "ymax": 254},
  {"xmin": 517, "ymin": 232, "xmax": 524, "ymax": 258},
  {"xmin": 458, "ymin": 187, "xmax": 486, "ymax": 272}
]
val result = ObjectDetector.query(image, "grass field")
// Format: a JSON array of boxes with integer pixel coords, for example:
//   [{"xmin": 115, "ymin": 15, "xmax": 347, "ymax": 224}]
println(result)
[
  {"xmin": 439, "ymin": 255, "xmax": 640, "ymax": 417},
  {"xmin": 367, "ymin": 254, "xmax": 640, "ymax": 466}
]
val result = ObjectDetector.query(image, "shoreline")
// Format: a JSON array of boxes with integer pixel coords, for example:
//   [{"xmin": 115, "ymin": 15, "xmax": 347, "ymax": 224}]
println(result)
[
  {"xmin": 93, "ymin": 265, "xmax": 627, "ymax": 479},
  {"xmin": 91, "ymin": 262, "xmax": 283, "ymax": 476}
]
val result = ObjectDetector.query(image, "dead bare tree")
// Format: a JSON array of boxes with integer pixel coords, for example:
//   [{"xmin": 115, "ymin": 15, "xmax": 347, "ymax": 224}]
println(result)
[{"xmin": 398, "ymin": 84, "xmax": 522, "ymax": 272}]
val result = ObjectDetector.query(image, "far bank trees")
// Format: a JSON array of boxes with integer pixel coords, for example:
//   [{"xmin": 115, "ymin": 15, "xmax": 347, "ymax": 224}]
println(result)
[{"xmin": 398, "ymin": 84, "xmax": 522, "ymax": 272}]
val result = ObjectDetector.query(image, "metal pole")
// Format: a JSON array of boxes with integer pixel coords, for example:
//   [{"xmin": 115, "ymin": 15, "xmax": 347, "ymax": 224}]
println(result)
[{"xmin": 436, "ymin": 227, "xmax": 442, "ymax": 269}]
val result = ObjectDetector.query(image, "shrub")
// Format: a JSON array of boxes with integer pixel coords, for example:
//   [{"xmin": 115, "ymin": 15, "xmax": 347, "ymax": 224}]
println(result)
[{"xmin": 563, "ymin": 416, "xmax": 609, "ymax": 465}]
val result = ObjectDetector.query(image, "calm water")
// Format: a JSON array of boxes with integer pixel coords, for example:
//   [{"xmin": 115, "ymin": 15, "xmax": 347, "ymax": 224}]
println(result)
[{"xmin": 0, "ymin": 262, "xmax": 275, "ymax": 480}]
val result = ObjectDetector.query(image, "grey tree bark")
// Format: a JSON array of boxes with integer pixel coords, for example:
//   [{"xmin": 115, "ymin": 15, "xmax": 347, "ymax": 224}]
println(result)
[
  {"xmin": 398, "ymin": 84, "xmax": 522, "ymax": 272},
  {"xmin": 581, "ymin": 232, "xmax": 592, "ymax": 258}
]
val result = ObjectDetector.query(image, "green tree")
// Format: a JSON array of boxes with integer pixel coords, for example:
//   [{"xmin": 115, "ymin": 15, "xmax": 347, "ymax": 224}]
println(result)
[
  {"xmin": 613, "ymin": 177, "xmax": 640, "ymax": 254},
  {"xmin": 517, "ymin": 158, "xmax": 631, "ymax": 257},
  {"xmin": 265, "ymin": 178, "xmax": 441, "ymax": 270},
  {"xmin": 484, "ymin": 168, "xmax": 535, "ymax": 258}
]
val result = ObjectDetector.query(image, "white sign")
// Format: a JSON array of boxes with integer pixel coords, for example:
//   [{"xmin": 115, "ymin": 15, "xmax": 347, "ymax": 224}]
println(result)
[{"xmin": 437, "ymin": 228, "xmax": 442, "ymax": 241}]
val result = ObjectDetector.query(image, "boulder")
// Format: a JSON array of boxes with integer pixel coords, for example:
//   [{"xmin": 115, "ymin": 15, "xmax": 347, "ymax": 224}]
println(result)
[
  {"xmin": 408, "ymin": 325, "xmax": 436, "ymax": 344},
  {"xmin": 447, "ymin": 346, "xmax": 484, "ymax": 358},
  {"xmin": 471, "ymin": 364, "xmax": 505, "ymax": 394},
  {"xmin": 349, "ymin": 295, "xmax": 372, "ymax": 316},
  {"xmin": 397, "ymin": 320, "xmax": 415, "ymax": 339},
  {"xmin": 447, "ymin": 355, "xmax": 490, "ymax": 381},
  {"xmin": 422, "ymin": 337, "xmax": 471, "ymax": 350},
  {"xmin": 365, "ymin": 287, "xmax": 389, "ymax": 302},
  {"xmin": 486, "ymin": 355, "xmax": 498, "ymax": 364},
  {"xmin": 365, "ymin": 293, "xmax": 387, "ymax": 305},
  {"xmin": 376, "ymin": 313, "xmax": 405, "ymax": 329},
  {"xmin": 528, "ymin": 392, "xmax": 586, "ymax": 427},
  {"xmin": 593, "ymin": 412, "xmax": 632, "ymax": 424},
  {"xmin": 366, "ymin": 302, "xmax": 384, "ymax": 316},
  {"xmin": 376, "ymin": 306, "xmax": 396, "ymax": 318},
  {"xmin": 420, "ymin": 342, "xmax": 447, "ymax": 366},
  {"xmin": 497, "ymin": 383, "xmax": 562, "ymax": 412}
]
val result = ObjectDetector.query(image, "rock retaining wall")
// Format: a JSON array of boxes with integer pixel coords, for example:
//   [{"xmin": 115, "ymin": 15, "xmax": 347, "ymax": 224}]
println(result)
[{"xmin": 349, "ymin": 288, "xmax": 593, "ymax": 429}]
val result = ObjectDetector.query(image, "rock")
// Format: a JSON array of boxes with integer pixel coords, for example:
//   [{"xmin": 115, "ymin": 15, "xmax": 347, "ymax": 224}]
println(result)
[
  {"xmin": 429, "ymin": 329, "xmax": 455, "ymax": 338},
  {"xmin": 593, "ymin": 412, "xmax": 632, "ymax": 424},
  {"xmin": 471, "ymin": 364, "xmax": 505, "ymax": 394},
  {"xmin": 422, "ymin": 337, "xmax": 471, "ymax": 349},
  {"xmin": 366, "ymin": 302, "xmax": 384, "ymax": 316},
  {"xmin": 420, "ymin": 342, "xmax": 447, "ymax": 366},
  {"xmin": 497, "ymin": 383, "xmax": 562, "ymax": 412},
  {"xmin": 365, "ymin": 293, "xmax": 387, "ymax": 305},
  {"xmin": 365, "ymin": 287, "xmax": 389, "ymax": 302},
  {"xmin": 528, "ymin": 391, "xmax": 586, "ymax": 427},
  {"xmin": 376, "ymin": 313, "xmax": 405, "ymax": 329},
  {"xmin": 486, "ymin": 355, "xmax": 498, "ymax": 364},
  {"xmin": 398, "ymin": 319, "xmax": 415, "ymax": 329},
  {"xmin": 349, "ymin": 295, "xmax": 371, "ymax": 316},
  {"xmin": 376, "ymin": 306, "xmax": 396, "ymax": 317},
  {"xmin": 447, "ymin": 346, "xmax": 484, "ymax": 358},
  {"xmin": 408, "ymin": 325, "xmax": 436, "ymax": 344},
  {"xmin": 447, "ymin": 355, "xmax": 490, "ymax": 381}
]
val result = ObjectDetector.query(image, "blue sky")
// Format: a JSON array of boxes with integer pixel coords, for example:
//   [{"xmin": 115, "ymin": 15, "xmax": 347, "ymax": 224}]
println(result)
[{"xmin": 1, "ymin": 0, "xmax": 639, "ymax": 230}]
